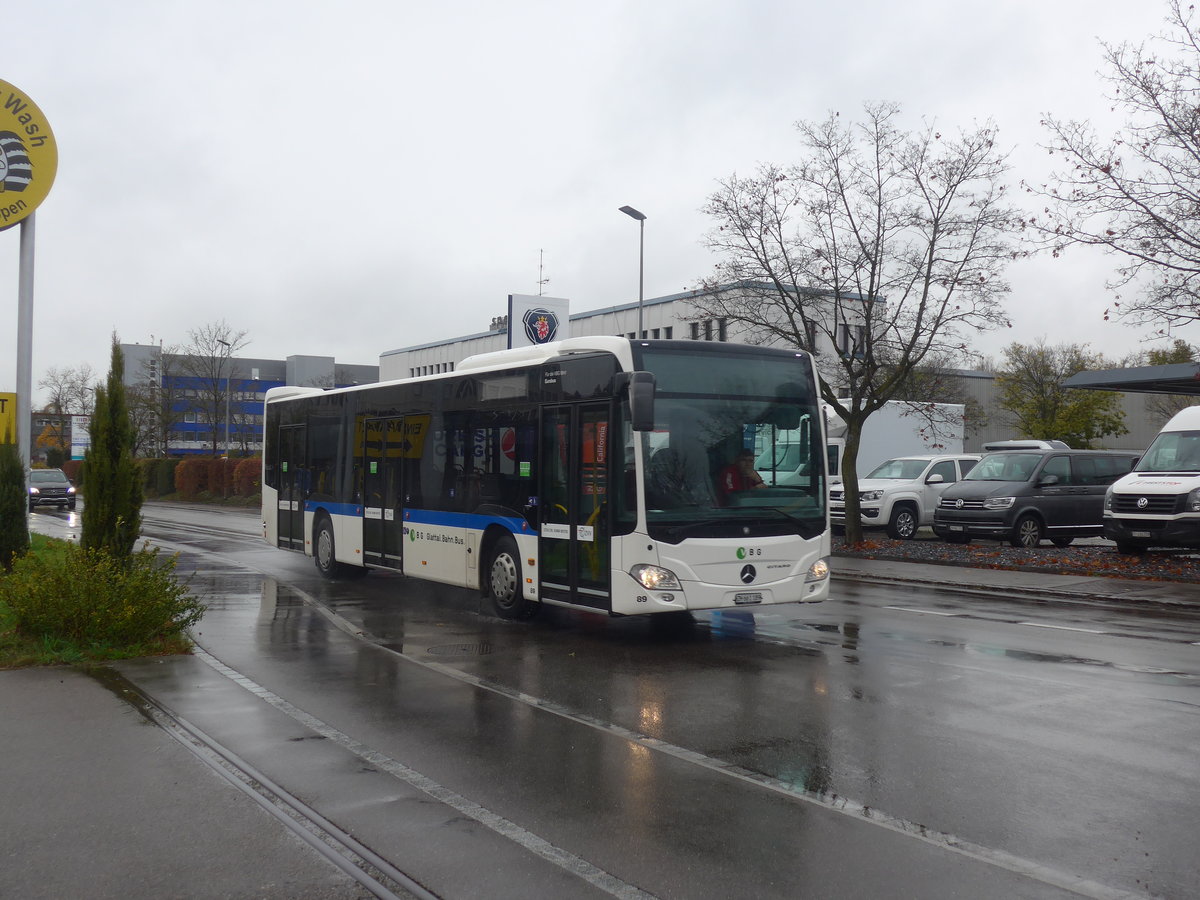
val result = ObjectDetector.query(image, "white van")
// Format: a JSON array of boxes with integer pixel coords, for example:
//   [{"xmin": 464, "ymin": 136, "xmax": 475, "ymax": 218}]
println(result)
[{"xmin": 1103, "ymin": 405, "xmax": 1200, "ymax": 552}]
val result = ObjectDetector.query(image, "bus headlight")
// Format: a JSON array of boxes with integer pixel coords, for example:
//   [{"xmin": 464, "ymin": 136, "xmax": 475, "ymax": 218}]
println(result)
[
  {"xmin": 805, "ymin": 558, "xmax": 830, "ymax": 582},
  {"xmin": 631, "ymin": 564, "xmax": 682, "ymax": 590},
  {"xmin": 983, "ymin": 496, "xmax": 1015, "ymax": 510},
  {"xmin": 1188, "ymin": 488, "xmax": 1200, "ymax": 512}
]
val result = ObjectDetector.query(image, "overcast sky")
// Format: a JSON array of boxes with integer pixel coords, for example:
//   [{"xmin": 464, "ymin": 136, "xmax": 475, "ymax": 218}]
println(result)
[{"xmin": 1, "ymin": 0, "xmax": 1185, "ymax": 402}]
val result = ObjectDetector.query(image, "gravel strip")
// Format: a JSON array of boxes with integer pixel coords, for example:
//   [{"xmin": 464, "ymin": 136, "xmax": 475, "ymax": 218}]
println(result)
[{"xmin": 833, "ymin": 533, "xmax": 1200, "ymax": 583}]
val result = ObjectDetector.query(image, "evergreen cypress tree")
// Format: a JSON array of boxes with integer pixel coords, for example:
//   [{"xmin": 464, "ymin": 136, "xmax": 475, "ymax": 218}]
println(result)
[
  {"xmin": 0, "ymin": 426, "xmax": 29, "ymax": 572},
  {"xmin": 82, "ymin": 336, "xmax": 143, "ymax": 559}
]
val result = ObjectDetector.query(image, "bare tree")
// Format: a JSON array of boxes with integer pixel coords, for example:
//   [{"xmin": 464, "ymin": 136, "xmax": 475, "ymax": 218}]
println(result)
[
  {"xmin": 126, "ymin": 383, "xmax": 164, "ymax": 457},
  {"xmin": 38, "ymin": 364, "xmax": 96, "ymax": 417},
  {"xmin": 1033, "ymin": 0, "xmax": 1200, "ymax": 336},
  {"xmin": 126, "ymin": 344, "xmax": 185, "ymax": 458},
  {"xmin": 699, "ymin": 103, "xmax": 1022, "ymax": 542},
  {"xmin": 179, "ymin": 321, "xmax": 250, "ymax": 455},
  {"xmin": 37, "ymin": 364, "xmax": 97, "ymax": 463}
]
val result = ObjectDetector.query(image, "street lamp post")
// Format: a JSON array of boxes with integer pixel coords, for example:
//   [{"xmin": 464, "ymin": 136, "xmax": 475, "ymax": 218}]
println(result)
[
  {"xmin": 619, "ymin": 205, "xmax": 646, "ymax": 338},
  {"xmin": 215, "ymin": 339, "xmax": 231, "ymax": 456},
  {"xmin": 215, "ymin": 339, "xmax": 232, "ymax": 498}
]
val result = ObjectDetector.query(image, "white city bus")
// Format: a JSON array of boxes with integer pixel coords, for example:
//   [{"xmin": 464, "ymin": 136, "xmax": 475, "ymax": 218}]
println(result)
[{"xmin": 261, "ymin": 337, "xmax": 831, "ymax": 620}]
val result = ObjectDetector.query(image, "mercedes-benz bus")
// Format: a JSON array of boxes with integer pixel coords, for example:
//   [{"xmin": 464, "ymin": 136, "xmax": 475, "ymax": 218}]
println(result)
[{"xmin": 261, "ymin": 337, "xmax": 830, "ymax": 620}]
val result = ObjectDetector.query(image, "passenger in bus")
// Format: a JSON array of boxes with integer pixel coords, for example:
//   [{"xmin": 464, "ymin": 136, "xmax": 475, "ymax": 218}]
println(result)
[{"xmin": 716, "ymin": 448, "xmax": 765, "ymax": 505}]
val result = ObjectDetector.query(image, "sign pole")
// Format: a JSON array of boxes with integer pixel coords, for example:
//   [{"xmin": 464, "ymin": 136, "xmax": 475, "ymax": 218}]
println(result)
[
  {"xmin": 0, "ymin": 79, "xmax": 58, "ymax": 491},
  {"xmin": 16, "ymin": 213, "xmax": 34, "ymax": 473}
]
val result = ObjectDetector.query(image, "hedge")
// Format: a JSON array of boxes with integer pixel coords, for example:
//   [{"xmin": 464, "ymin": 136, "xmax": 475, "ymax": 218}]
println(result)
[{"xmin": 173, "ymin": 457, "xmax": 209, "ymax": 498}]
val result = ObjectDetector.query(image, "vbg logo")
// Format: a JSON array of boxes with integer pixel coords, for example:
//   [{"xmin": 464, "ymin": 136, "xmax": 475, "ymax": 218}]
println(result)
[{"xmin": 522, "ymin": 308, "xmax": 559, "ymax": 344}]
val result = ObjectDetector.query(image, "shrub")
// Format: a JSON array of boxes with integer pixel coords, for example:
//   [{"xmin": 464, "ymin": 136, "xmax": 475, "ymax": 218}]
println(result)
[
  {"xmin": 63, "ymin": 459, "xmax": 83, "ymax": 486},
  {"xmin": 157, "ymin": 458, "xmax": 179, "ymax": 496},
  {"xmin": 137, "ymin": 458, "xmax": 159, "ymax": 494},
  {"xmin": 174, "ymin": 457, "xmax": 209, "ymax": 498},
  {"xmin": 0, "ymin": 543, "xmax": 204, "ymax": 647},
  {"xmin": 206, "ymin": 457, "xmax": 239, "ymax": 497},
  {"xmin": 234, "ymin": 457, "xmax": 261, "ymax": 496},
  {"xmin": 0, "ymin": 439, "xmax": 28, "ymax": 572}
]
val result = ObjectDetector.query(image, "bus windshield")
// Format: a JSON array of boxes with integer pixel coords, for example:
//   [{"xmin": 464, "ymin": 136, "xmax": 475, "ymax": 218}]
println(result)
[{"xmin": 636, "ymin": 347, "xmax": 825, "ymax": 540}]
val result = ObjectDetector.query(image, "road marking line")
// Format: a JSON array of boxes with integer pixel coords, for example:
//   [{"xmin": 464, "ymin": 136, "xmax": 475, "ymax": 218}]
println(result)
[
  {"xmin": 883, "ymin": 606, "xmax": 961, "ymax": 616},
  {"xmin": 1017, "ymin": 622, "xmax": 1107, "ymax": 634},
  {"xmin": 192, "ymin": 647, "xmax": 656, "ymax": 900}
]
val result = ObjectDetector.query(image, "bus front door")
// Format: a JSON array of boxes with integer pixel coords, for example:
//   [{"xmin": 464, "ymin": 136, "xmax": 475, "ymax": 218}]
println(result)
[
  {"xmin": 363, "ymin": 416, "xmax": 405, "ymax": 571},
  {"xmin": 539, "ymin": 404, "xmax": 611, "ymax": 609},
  {"xmin": 277, "ymin": 424, "xmax": 306, "ymax": 551}
]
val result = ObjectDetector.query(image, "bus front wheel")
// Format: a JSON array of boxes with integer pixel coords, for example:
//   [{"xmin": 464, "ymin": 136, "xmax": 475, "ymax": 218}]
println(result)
[{"xmin": 488, "ymin": 537, "xmax": 538, "ymax": 620}]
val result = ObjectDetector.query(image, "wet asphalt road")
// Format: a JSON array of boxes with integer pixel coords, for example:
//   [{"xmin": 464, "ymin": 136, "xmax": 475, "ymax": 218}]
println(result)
[{"xmin": 28, "ymin": 502, "xmax": 1200, "ymax": 899}]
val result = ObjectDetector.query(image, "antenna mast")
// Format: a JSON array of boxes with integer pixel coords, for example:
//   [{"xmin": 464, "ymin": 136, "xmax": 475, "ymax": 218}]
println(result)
[{"xmin": 537, "ymin": 249, "xmax": 550, "ymax": 296}]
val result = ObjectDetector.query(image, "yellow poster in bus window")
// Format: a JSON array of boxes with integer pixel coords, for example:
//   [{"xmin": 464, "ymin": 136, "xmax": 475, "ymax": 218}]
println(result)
[
  {"xmin": 358, "ymin": 415, "xmax": 432, "ymax": 459},
  {"xmin": 0, "ymin": 392, "xmax": 15, "ymax": 443},
  {"xmin": 0, "ymin": 79, "xmax": 58, "ymax": 231}
]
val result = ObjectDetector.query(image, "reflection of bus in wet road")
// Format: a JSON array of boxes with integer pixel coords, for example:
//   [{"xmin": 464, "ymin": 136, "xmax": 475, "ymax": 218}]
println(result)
[{"xmin": 262, "ymin": 337, "xmax": 831, "ymax": 621}]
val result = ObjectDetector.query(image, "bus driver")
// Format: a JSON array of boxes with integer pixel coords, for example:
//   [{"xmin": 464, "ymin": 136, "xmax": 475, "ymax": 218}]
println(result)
[{"xmin": 717, "ymin": 448, "xmax": 765, "ymax": 505}]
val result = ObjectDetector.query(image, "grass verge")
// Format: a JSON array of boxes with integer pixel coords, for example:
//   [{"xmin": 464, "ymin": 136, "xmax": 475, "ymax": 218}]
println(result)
[{"xmin": 0, "ymin": 535, "xmax": 202, "ymax": 669}]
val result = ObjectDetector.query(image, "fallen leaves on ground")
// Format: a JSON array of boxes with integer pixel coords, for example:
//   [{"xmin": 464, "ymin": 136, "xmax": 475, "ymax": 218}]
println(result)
[{"xmin": 835, "ymin": 537, "xmax": 1200, "ymax": 583}]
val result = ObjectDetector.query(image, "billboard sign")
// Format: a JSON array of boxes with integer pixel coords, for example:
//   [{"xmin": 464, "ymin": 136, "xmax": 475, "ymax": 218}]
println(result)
[
  {"xmin": 0, "ymin": 79, "xmax": 58, "ymax": 230},
  {"xmin": 70, "ymin": 415, "xmax": 90, "ymax": 460},
  {"xmin": 0, "ymin": 392, "xmax": 14, "ymax": 443},
  {"xmin": 507, "ymin": 294, "xmax": 570, "ymax": 349}
]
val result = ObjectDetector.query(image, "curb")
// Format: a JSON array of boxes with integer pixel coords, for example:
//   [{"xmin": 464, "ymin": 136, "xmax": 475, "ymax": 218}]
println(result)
[{"xmin": 831, "ymin": 562, "xmax": 1200, "ymax": 611}]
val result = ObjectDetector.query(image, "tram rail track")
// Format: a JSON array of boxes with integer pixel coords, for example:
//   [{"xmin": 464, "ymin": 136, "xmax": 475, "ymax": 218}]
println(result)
[{"xmin": 85, "ymin": 665, "xmax": 439, "ymax": 900}]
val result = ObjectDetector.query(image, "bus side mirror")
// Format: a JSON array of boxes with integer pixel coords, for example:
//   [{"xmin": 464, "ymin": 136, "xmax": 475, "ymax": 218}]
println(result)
[{"xmin": 617, "ymin": 371, "xmax": 656, "ymax": 431}]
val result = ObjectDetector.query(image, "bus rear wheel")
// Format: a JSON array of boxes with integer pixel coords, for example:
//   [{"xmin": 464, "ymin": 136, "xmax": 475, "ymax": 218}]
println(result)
[
  {"xmin": 314, "ymin": 516, "xmax": 369, "ymax": 580},
  {"xmin": 488, "ymin": 537, "xmax": 538, "ymax": 620},
  {"xmin": 315, "ymin": 517, "xmax": 341, "ymax": 579}
]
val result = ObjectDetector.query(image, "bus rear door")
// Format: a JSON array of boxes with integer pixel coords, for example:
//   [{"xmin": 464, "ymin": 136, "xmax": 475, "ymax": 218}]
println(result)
[
  {"xmin": 363, "ymin": 416, "xmax": 405, "ymax": 570},
  {"xmin": 539, "ymin": 403, "xmax": 611, "ymax": 609},
  {"xmin": 277, "ymin": 424, "xmax": 305, "ymax": 551}
]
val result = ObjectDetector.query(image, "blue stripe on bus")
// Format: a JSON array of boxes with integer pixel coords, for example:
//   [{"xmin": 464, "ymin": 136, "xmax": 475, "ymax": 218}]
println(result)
[
  {"xmin": 304, "ymin": 501, "xmax": 530, "ymax": 535},
  {"xmin": 406, "ymin": 508, "xmax": 531, "ymax": 533}
]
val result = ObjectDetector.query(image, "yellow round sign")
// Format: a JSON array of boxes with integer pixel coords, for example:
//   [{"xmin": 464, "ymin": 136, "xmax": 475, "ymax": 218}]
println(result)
[{"xmin": 0, "ymin": 78, "xmax": 57, "ymax": 230}]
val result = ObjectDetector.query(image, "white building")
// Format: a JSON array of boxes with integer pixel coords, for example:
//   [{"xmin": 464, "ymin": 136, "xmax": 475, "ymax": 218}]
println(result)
[{"xmin": 380, "ymin": 283, "xmax": 867, "ymax": 381}]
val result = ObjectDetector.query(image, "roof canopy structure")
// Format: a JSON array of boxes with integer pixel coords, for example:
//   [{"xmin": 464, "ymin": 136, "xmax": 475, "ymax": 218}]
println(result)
[{"xmin": 1063, "ymin": 362, "xmax": 1200, "ymax": 395}]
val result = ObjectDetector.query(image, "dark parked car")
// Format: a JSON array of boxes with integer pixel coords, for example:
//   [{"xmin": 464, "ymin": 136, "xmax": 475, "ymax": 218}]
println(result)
[
  {"xmin": 932, "ymin": 449, "xmax": 1138, "ymax": 548},
  {"xmin": 28, "ymin": 468, "xmax": 77, "ymax": 511}
]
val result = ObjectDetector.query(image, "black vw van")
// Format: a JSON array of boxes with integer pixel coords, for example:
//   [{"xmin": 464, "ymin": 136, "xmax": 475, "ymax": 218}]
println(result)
[{"xmin": 932, "ymin": 449, "xmax": 1138, "ymax": 548}]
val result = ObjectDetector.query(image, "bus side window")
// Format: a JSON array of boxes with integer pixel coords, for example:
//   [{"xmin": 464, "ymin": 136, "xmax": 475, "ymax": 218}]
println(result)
[{"xmin": 618, "ymin": 426, "xmax": 637, "ymax": 526}]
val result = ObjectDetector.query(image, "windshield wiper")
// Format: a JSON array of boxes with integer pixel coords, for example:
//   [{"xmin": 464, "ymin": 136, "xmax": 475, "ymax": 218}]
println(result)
[{"xmin": 660, "ymin": 516, "xmax": 729, "ymax": 538}]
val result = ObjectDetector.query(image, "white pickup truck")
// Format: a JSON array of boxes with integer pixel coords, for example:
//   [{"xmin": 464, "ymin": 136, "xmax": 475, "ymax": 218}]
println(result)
[{"xmin": 830, "ymin": 453, "xmax": 981, "ymax": 539}]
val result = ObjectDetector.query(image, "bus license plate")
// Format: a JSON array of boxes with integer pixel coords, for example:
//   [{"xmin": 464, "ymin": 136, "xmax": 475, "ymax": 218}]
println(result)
[
  {"xmin": 947, "ymin": 525, "xmax": 964, "ymax": 532},
  {"xmin": 734, "ymin": 592, "xmax": 763, "ymax": 605},
  {"xmin": 1132, "ymin": 531, "xmax": 1151, "ymax": 538}
]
